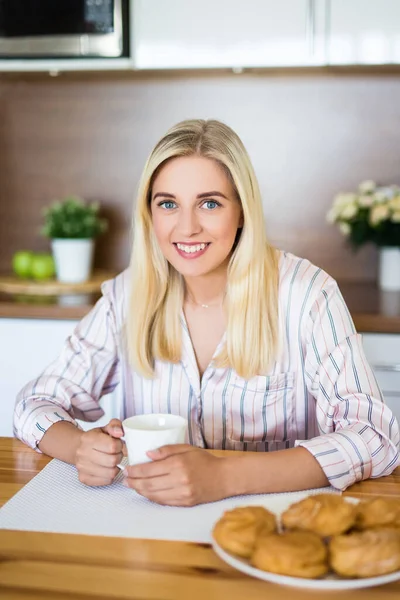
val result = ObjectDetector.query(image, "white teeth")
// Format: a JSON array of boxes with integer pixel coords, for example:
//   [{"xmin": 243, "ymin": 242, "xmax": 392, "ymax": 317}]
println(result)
[{"xmin": 176, "ymin": 243, "xmax": 207, "ymax": 254}]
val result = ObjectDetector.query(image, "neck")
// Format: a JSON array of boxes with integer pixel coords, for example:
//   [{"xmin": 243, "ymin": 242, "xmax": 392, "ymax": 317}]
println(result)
[{"xmin": 184, "ymin": 264, "xmax": 228, "ymax": 307}]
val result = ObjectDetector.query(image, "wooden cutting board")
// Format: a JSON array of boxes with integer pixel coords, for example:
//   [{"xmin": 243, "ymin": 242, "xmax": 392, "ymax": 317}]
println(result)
[{"xmin": 0, "ymin": 270, "xmax": 116, "ymax": 296}]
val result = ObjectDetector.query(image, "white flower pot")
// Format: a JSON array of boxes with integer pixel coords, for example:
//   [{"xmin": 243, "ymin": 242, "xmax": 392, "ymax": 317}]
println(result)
[
  {"xmin": 51, "ymin": 239, "xmax": 94, "ymax": 284},
  {"xmin": 378, "ymin": 247, "xmax": 400, "ymax": 291}
]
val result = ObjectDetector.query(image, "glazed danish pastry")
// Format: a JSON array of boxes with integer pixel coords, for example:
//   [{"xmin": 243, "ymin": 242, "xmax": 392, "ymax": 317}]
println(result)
[
  {"xmin": 212, "ymin": 506, "xmax": 277, "ymax": 558},
  {"xmin": 329, "ymin": 528, "xmax": 400, "ymax": 577},
  {"xmin": 252, "ymin": 530, "xmax": 329, "ymax": 578},
  {"xmin": 355, "ymin": 497, "xmax": 400, "ymax": 530},
  {"xmin": 281, "ymin": 493, "xmax": 357, "ymax": 537}
]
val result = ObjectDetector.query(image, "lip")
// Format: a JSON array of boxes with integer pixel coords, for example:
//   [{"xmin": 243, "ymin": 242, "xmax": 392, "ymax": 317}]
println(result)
[{"xmin": 173, "ymin": 242, "xmax": 210, "ymax": 260}]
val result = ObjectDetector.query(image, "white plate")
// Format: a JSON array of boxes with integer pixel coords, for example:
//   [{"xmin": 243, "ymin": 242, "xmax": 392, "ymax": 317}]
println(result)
[
  {"xmin": 211, "ymin": 495, "xmax": 400, "ymax": 590},
  {"xmin": 212, "ymin": 540, "xmax": 400, "ymax": 590}
]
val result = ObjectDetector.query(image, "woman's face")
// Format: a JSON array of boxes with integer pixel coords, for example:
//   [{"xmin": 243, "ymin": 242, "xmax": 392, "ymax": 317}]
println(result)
[{"xmin": 151, "ymin": 156, "xmax": 243, "ymax": 278}]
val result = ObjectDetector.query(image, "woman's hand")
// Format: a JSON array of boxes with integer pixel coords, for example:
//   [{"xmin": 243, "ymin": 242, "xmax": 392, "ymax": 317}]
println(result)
[
  {"xmin": 122, "ymin": 445, "xmax": 228, "ymax": 506},
  {"xmin": 75, "ymin": 418, "xmax": 126, "ymax": 487}
]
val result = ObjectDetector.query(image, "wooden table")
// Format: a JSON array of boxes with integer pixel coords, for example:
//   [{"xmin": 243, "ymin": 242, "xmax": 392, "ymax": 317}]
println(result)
[{"xmin": 1, "ymin": 438, "xmax": 400, "ymax": 600}]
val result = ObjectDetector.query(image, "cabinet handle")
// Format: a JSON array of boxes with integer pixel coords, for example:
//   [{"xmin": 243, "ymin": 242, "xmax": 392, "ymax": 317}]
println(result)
[
  {"xmin": 372, "ymin": 364, "xmax": 400, "ymax": 373},
  {"xmin": 306, "ymin": 0, "xmax": 316, "ymax": 55},
  {"xmin": 325, "ymin": 0, "xmax": 331, "ymax": 63}
]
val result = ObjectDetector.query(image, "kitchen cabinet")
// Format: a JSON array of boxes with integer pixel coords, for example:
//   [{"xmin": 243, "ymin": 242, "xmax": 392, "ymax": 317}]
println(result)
[
  {"xmin": 362, "ymin": 333, "xmax": 400, "ymax": 425},
  {"xmin": 3, "ymin": 0, "xmax": 400, "ymax": 73},
  {"xmin": 0, "ymin": 318, "xmax": 119, "ymax": 438},
  {"xmin": 133, "ymin": 0, "xmax": 326, "ymax": 69},
  {"xmin": 328, "ymin": 0, "xmax": 400, "ymax": 65}
]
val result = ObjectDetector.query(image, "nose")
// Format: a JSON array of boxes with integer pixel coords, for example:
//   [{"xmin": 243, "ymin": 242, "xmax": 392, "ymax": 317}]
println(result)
[{"xmin": 177, "ymin": 207, "xmax": 202, "ymax": 237}]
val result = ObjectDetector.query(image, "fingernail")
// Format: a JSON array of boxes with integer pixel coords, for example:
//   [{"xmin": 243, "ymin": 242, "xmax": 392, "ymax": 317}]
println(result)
[
  {"xmin": 121, "ymin": 469, "xmax": 127, "ymax": 477},
  {"xmin": 148, "ymin": 448, "xmax": 160, "ymax": 456},
  {"xmin": 122, "ymin": 479, "xmax": 129, "ymax": 487},
  {"xmin": 112, "ymin": 427, "xmax": 123, "ymax": 434}
]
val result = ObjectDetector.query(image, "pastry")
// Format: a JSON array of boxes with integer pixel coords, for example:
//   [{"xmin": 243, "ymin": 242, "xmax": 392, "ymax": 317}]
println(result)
[
  {"xmin": 212, "ymin": 506, "xmax": 277, "ymax": 558},
  {"xmin": 354, "ymin": 497, "xmax": 400, "ymax": 530},
  {"xmin": 329, "ymin": 528, "xmax": 400, "ymax": 577},
  {"xmin": 252, "ymin": 530, "xmax": 329, "ymax": 578},
  {"xmin": 281, "ymin": 493, "xmax": 357, "ymax": 537}
]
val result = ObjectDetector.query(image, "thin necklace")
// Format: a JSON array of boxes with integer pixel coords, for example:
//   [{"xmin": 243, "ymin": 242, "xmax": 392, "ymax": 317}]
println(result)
[{"xmin": 186, "ymin": 293, "xmax": 224, "ymax": 309}]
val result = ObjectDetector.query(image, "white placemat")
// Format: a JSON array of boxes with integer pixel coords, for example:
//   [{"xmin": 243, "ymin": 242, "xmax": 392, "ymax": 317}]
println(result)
[{"xmin": 0, "ymin": 458, "xmax": 339, "ymax": 542}]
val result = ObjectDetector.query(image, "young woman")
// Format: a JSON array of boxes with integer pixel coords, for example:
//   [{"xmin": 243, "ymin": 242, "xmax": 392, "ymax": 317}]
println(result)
[{"xmin": 14, "ymin": 119, "xmax": 399, "ymax": 506}]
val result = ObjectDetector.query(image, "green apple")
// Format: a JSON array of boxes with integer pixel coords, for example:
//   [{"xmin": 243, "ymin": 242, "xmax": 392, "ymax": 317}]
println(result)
[
  {"xmin": 30, "ymin": 253, "xmax": 55, "ymax": 281},
  {"xmin": 12, "ymin": 250, "xmax": 34, "ymax": 278}
]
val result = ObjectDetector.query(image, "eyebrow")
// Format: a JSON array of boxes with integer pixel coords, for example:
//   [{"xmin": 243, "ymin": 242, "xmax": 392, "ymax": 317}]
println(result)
[{"xmin": 152, "ymin": 190, "xmax": 229, "ymax": 201}]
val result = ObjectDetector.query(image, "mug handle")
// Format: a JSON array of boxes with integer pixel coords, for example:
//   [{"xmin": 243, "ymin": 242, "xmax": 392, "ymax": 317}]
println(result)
[{"xmin": 117, "ymin": 435, "xmax": 126, "ymax": 471}]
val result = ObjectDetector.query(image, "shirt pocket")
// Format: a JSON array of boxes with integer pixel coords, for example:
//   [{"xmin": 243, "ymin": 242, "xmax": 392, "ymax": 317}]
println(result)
[{"xmin": 227, "ymin": 372, "xmax": 295, "ymax": 443}]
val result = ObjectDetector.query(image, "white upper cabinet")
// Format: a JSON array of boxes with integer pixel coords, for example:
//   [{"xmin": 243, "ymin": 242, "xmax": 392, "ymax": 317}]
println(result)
[
  {"xmin": 132, "ymin": 0, "xmax": 327, "ymax": 69},
  {"xmin": 328, "ymin": 0, "xmax": 400, "ymax": 64}
]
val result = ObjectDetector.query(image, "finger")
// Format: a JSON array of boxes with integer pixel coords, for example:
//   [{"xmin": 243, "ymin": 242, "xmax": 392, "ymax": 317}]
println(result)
[
  {"xmin": 124, "ymin": 474, "xmax": 176, "ymax": 494},
  {"xmin": 140, "ymin": 487, "xmax": 196, "ymax": 507},
  {"xmin": 125, "ymin": 458, "xmax": 174, "ymax": 479},
  {"xmin": 76, "ymin": 439, "xmax": 122, "ymax": 476},
  {"xmin": 102, "ymin": 419, "xmax": 124, "ymax": 438},
  {"xmin": 147, "ymin": 444, "xmax": 194, "ymax": 461},
  {"xmin": 78, "ymin": 473, "xmax": 117, "ymax": 488},
  {"xmin": 91, "ymin": 447, "xmax": 123, "ymax": 468},
  {"xmin": 91, "ymin": 431, "xmax": 124, "ymax": 455},
  {"xmin": 78, "ymin": 462, "xmax": 120, "ymax": 482}
]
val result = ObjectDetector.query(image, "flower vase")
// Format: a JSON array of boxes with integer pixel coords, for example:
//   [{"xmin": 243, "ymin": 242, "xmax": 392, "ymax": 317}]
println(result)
[
  {"xmin": 378, "ymin": 247, "xmax": 400, "ymax": 291},
  {"xmin": 51, "ymin": 239, "xmax": 94, "ymax": 283}
]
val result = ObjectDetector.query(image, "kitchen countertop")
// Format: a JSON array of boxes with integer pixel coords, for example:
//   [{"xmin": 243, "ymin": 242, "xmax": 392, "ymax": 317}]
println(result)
[
  {"xmin": 1, "ymin": 281, "xmax": 400, "ymax": 334},
  {"xmin": 0, "ymin": 291, "xmax": 100, "ymax": 320},
  {"xmin": 338, "ymin": 281, "xmax": 400, "ymax": 334}
]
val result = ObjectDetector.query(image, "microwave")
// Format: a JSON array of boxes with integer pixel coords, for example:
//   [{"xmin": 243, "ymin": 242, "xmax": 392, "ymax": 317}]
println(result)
[{"xmin": 0, "ymin": 0, "xmax": 129, "ymax": 59}]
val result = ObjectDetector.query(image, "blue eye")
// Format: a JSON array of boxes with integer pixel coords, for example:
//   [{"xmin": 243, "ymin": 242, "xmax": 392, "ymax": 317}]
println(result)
[
  {"xmin": 159, "ymin": 201, "xmax": 177, "ymax": 210},
  {"xmin": 203, "ymin": 200, "xmax": 221, "ymax": 210}
]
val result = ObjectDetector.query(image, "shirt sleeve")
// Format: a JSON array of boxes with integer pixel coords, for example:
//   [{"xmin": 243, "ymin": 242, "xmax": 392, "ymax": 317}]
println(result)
[
  {"xmin": 13, "ymin": 286, "xmax": 120, "ymax": 452},
  {"xmin": 298, "ymin": 280, "xmax": 400, "ymax": 490}
]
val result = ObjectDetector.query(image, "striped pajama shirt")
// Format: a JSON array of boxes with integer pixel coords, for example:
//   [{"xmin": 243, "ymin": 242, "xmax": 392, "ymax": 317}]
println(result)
[{"xmin": 14, "ymin": 251, "xmax": 400, "ymax": 490}]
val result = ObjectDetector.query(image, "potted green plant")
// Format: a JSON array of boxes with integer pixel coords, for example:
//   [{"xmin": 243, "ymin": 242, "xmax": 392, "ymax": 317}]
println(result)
[
  {"xmin": 327, "ymin": 180, "xmax": 400, "ymax": 290},
  {"xmin": 41, "ymin": 195, "xmax": 108, "ymax": 283}
]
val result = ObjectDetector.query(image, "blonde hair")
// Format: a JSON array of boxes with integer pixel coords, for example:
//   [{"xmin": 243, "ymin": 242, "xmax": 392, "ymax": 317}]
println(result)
[{"xmin": 127, "ymin": 119, "xmax": 279, "ymax": 379}]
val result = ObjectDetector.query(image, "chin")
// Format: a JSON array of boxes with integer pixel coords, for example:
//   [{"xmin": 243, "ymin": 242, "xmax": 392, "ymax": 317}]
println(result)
[
  {"xmin": 174, "ymin": 265, "xmax": 212, "ymax": 278},
  {"xmin": 167, "ymin": 259, "xmax": 216, "ymax": 278}
]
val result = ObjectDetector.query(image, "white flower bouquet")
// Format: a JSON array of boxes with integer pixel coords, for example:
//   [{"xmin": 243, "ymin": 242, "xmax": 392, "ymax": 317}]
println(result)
[{"xmin": 327, "ymin": 180, "xmax": 400, "ymax": 248}]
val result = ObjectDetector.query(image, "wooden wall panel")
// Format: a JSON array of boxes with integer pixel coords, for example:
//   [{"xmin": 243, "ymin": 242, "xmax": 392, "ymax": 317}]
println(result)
[{"xmin": 0, "ymin": 71, "xmax": 399, "ymax": 281}]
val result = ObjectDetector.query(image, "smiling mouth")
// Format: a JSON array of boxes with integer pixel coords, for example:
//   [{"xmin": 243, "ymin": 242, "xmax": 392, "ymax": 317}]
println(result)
[{"xmin": 173, "ymin": 242, "xmax": 210, "ymax": 254}]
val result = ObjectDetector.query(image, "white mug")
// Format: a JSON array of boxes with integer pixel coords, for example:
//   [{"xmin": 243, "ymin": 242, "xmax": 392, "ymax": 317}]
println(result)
[{"xmin": 119, "ymin": 413, "xmax": 188, "ymax": 466}]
